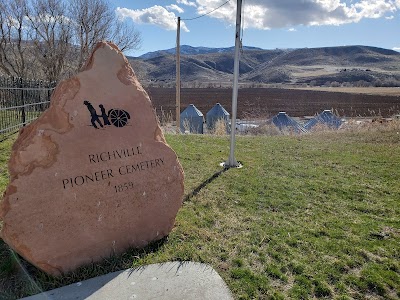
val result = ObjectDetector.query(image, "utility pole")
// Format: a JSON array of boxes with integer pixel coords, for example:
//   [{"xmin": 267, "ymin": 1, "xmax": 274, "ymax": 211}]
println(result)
[
  {"xmin": 176, "ymin": 16, "xmax": 181, "ymax": 134},
  {"xmin": 225, "ymin": 0, "xmax": 242, "ymax": 168}
]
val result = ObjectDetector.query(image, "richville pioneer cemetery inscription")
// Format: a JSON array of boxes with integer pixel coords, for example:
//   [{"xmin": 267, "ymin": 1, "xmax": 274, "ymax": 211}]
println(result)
[
  {"xmin": 61, "ymin": 145, "xmax": 166, "ymax": 193},
  {"xmin": 0, "ymin": 41, "xmax": 184, "ymax": 276}
]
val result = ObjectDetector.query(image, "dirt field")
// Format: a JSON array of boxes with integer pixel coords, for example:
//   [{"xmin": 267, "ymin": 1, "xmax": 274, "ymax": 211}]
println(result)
[{"xmin": 147, "ymin": 87, "xmax": 400, "ymax": 119}]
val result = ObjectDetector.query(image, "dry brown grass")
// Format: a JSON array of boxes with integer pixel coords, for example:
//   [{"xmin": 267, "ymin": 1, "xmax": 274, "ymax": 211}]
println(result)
[
  {"xmin": 213, "ymin": 119, "xmax": 229, "ymax": 136},
  {"xmin": 288, "ymin": 86, "xmax": 400, "ymax": 96},
  {"xmin": 289, "ymin": 65, "xmax": 339, "ymax": 78}
]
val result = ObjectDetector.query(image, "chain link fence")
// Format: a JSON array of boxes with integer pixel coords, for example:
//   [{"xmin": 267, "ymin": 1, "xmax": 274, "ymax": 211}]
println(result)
[{"xmin": 0, "ymin": 77, "xmax": 56, "ymax": 142}]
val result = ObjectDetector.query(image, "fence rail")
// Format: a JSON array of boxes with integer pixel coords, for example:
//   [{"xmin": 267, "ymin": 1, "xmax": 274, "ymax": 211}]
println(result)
[{"xmin": 0, "ymin": 77, "xmax": 56, "ymax": 142}]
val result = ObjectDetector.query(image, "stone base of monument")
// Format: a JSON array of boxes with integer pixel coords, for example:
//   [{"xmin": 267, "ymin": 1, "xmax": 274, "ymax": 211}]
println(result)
[{"xmin": 21, "ymin": 262, "xmax": 233, "ymax": 300}]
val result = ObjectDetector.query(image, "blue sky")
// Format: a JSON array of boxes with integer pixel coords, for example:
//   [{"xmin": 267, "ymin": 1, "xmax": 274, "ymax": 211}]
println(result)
[{"xmin": 109, "ymin": 0, "xmax": 400, "ymax": 57}]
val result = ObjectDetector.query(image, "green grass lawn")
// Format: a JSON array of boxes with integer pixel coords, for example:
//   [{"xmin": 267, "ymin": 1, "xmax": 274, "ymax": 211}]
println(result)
[{"xmin": 1, "ymin": 129, "xmax": 399, "ymax": 299}]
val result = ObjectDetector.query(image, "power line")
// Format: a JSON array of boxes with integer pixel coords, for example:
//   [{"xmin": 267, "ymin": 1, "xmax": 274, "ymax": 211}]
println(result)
[{"xmin": 181, "ymin": 0, "xmax": 230, "ymax": 21}]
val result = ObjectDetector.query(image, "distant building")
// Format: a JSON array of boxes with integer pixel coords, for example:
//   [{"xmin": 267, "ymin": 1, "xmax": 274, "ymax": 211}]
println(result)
[
  {"xmin": 180, "ymin": 104, "xmax": 204, "ymax": 134},
  {"xmin": 272, "ymin": 112, "xmax": 307, "ymax": 134},
  {"xmin": 304, "ymin": 110, "xmax": 342, "ymax": 130},
  {"xmin": 206, "ymin": 103, "xmax": 230, "ymax": 132}
]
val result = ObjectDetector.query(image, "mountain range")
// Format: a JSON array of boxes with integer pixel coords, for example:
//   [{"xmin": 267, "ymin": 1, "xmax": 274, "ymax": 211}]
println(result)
[
  {"xmin": 138, "ymin": 45, "xmax": 264, "ymax": 59},
  {"xmin": 128, "ymin": 45, "xmax": 400, "ymax": 87}
]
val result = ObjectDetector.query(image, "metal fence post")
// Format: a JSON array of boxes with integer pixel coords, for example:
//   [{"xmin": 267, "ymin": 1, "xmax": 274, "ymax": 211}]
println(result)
[
  {"xmin": 19, "ymin": 78, "xmax": 26, "ymax": 126},
  {"xmin": 0, "ymin": 76, "xmax": 54, "ymax": 142}
]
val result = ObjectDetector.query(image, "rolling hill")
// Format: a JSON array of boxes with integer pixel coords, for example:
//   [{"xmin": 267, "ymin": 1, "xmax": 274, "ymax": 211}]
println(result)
[{"xmin": 128, "ymin": 45, "xmax": 400, "ymax": 87}]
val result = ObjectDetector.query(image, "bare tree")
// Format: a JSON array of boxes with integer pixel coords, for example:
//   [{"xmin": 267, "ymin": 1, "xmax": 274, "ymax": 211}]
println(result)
[
  {"xmin": 68, "ymin": 0, "xmax": 110, "ymax": 69},
  {"xmin": 0, "ymin": 0, "xmax": 141, "ymax": 81},
  {"xmin": 111, "ymin": 20, "xmax": 141, "ymax": 53},
  {"xmin": 0, "ymin": 0, "xmax": 35, "ymax": 78},
  {"xmin": 25, "ymin": 0, "xmax": 72, "ymax": 82},
  {"xmin": 68, "ymin": 0, "xmax": 141, "ymax": 70}
]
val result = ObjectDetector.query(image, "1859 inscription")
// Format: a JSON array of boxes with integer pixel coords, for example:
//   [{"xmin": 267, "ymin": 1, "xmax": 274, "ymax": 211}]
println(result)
[
  {"xmin": 61, "ymin": 144, "xmax": 164, "ymax": 192},
  {"xmin": 114, "ymin": 181, "xmax": 134, "ymax": 193}
]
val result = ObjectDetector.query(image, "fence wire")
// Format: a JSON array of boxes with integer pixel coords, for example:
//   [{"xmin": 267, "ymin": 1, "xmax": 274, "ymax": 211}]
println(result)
[{"xmin": 0, "ymin": 77, "xmax": 56, "ymax": 142}]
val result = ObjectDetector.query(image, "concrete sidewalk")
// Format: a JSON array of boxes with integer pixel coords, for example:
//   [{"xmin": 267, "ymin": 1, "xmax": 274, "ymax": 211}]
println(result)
[{"xmin": 22, "ymin": 262, "xmax": 234, "ymax": 300}]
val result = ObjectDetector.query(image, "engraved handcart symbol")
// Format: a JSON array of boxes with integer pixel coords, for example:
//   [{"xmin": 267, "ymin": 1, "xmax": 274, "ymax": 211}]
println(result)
[
  {"xmin": 84, "ymin": 100, "xmax": 131, "ymax": 129},
  {"xmin": 108, "ymin": 109, "xmax": 131, "ymax": 128}
]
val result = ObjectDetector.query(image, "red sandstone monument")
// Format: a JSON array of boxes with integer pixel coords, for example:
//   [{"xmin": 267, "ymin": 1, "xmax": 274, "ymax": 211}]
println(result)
[{"xmin": 0, "ymin": 41, "xmax": 184, "ymax": 276}]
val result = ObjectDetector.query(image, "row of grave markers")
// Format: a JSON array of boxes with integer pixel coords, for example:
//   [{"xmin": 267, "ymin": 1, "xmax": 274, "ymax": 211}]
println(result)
[{"xmin": 180, "ymin": 104, "xmax": 343, "ymax": 134}]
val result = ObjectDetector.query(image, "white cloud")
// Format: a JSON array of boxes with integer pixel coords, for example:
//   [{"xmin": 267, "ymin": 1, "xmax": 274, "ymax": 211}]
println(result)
[
  {"xmin": 351, "ymin": 0, "xmax": 396, "ymax": 19},
  {"xmin": 393, "ymin": 47, "xmax": 400, "ymax": 51},
  {"xmin": 194, "ymin": 0, "xmax": 399, "ymax": 29},
  {"xmin": 177, "ymin": 0, "xmax": 197, "ymax": 7},
  {"xmin": 196, "ymin": 0, "xmax": 237, "ymax": 24},
  {"xmin": 288, "ymin": 28, "xmax": 297, "ymax": 32},
  {"xmin": 116, "ymin": 0, "xmax": 397, "ymax": 34},
  {"xmin": 167, "ymin": 4, "xmax": 184, "ymax": 13},
  {"xmin": 385, "ymin": 15, "xmax": 394, "ymax": 18},
  {"xmin": 116, "ymin": 6, "xmax": 189, "ymax": 32},
  {"xmin": 4, "ymin": 16, "xmax": 22, "ymax": 27}
]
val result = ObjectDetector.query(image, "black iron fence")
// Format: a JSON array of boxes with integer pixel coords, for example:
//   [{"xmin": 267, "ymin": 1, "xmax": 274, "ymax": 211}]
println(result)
[{"xmin": 0, "ymin": 77, "xmax": 56, "ymax": 141}]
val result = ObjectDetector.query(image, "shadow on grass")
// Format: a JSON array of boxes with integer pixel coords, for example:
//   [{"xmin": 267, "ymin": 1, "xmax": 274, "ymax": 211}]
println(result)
[{"xmin": 184, "ymin": 167, "xmax": 229, "ymax": 203}]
